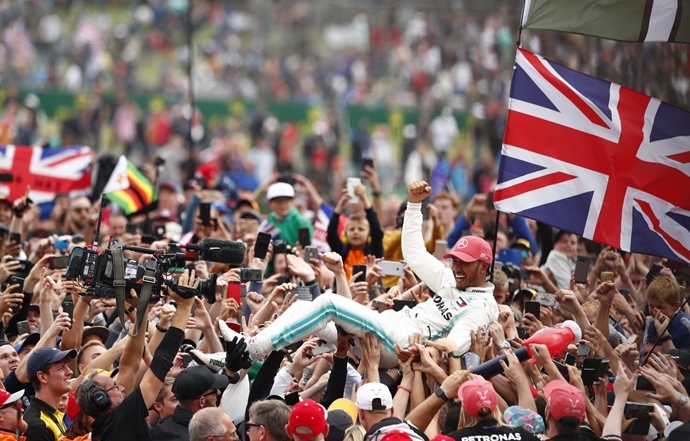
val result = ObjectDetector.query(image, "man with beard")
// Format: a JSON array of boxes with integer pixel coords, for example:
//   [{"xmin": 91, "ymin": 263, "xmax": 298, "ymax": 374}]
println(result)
[{"xmin": 65, "ymin": 196, "xmax": 95, "ymax": 242}]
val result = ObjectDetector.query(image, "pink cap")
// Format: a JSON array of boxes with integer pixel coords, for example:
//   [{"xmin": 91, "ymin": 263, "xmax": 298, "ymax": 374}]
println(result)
[
  {"xmin": 444, "ymin": 236, "xmax": 493, "ymax": 264},
  {"xmin": 544, "ymin": 380, "xmax": 586, "ymax": 423},
  {"xmin": 458, "ymin": 379, "xmax": 497, "ymax": 417},
  {"xmin": 287, "ymin": 399, "xmax": 329, "ymax": 440}
]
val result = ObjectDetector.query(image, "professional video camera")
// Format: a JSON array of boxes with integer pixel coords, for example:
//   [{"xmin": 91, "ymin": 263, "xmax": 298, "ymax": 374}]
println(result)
[{"xmin": 64, "ymin": 194, "xmax": 247, "ymax": 335}]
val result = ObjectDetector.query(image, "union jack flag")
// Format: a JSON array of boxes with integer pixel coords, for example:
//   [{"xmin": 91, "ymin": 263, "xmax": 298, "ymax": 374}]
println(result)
[
  {"xmin": 0, "ymin": 146, "xmax": 92, "ymax": 205},
  {"xmin": 495, "ymin": 48, "xmax": 690, "ymax": 264}
]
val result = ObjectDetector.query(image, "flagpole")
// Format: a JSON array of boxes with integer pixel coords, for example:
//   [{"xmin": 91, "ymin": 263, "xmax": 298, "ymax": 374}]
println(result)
[
  {"xmin": 488, "ymin": 209, "xmax": 500, "ymax": 283},
  {"xmin": 185, "ymin": 1, "xmax": 196, "ymax": 180}
]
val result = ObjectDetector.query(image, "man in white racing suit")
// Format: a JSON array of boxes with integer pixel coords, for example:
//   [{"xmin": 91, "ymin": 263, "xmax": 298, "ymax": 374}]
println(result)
[{"xmin": 225, "ymin": 181, "xmax": 499, "ymax": 368}]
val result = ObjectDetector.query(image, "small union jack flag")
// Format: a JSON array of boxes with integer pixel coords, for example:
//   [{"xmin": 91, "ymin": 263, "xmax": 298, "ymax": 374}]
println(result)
[
  {"xmin": 495, "ymin": 48, "xmax": 690, "ymax": 263},
  {"xmin": 0, "ymin": 145, "xmax": 92, "ymax": 205}
]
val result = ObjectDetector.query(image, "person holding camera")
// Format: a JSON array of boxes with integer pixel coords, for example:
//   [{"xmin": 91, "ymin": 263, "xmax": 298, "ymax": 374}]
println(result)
[{"xmin": 74, "ymin": 269, "xmax": 198, "ymax": 441}]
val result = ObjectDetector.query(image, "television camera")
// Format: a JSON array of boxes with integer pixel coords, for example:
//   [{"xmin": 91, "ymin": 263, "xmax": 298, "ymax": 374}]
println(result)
[{"xmin": 64, "ymin": 194, "xmax": 247, "ymax": 335}]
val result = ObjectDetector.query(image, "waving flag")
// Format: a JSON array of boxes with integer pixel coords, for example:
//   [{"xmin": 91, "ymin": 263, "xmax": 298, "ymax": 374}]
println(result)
[
  {"xmin": 495, "ymin": 48, "xmax": 690, "ymax": 263},
  {"xmin": 522, "ymin": 0, "xmax": 690, "ymax": 43},
  {"xmin": 0, "ymin": 145, "xmax": 92, "ymax": 204},
  {"xmin": 106, "ymin": 161, "xmax": 157, "ymax": 216}
]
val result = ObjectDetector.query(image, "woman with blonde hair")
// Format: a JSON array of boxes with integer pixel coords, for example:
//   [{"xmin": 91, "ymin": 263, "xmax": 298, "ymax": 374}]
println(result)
[{"xmin": 447, "ymin": 379, "xmax": 540, "ymax": 441}]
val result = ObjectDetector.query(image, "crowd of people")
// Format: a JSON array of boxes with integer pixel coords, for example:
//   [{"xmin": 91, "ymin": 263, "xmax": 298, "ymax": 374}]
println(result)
[
  {"xmin": 0, "ymin": 164, "xmax": 687, "ymax": 441},
  {"xmin": 0, "ymin": 2, "xmax": 689, "ymax": 441}
]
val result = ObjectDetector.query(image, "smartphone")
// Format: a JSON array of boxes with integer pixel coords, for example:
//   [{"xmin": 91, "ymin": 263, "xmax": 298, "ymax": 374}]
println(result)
[
  {"xmin": 574, "ymin": 256, "xmax": 590, "ymax": 284},
  {"xmin": 534, "ymin": 292, "xmax": 558, "ymax": 308},
  {"xmin": 461, "ymin": 352, "xmax": 481, "ymax": 370},
  {"xmin": 49, "ymin": 256, "xmax": 70, "ymax": 270},
  {"xmin": 485, "ymin": 191, "xmax": 495, "ymax": 210},
  {"xmin": 17, "ymin": 321, "xmax": 30, "ymax": 335},
  {"xmin": 253, "ymin": 232, "xmax": 271, "ymax": 259},
  {"xmin": 379, "ymin": 261, "xmax": 404, "ymax": 277},
  {"xmin": 54, "ymin": 238, "xmax": 70, "ymax": 251},
  {"xmin": 11, "ymin": 259, "xmax": 32, "ymax": 276},
  {"xmin": 608, "ymin": 316, "xmax": 618, "ymax": 327},
  {"xmin": 619, "ymin": 288, "xmax": 630, "ymax": 300},
  {"xmin": 293, "ymin": 286, "xmax": 312, "ymax": 302},
  {"xmin": 582, "ymin": 357, "xmax": 601, "ymax": 370},
  {"xmin": 199, "ymin": 202, "xmax": 211, "ymax": 226},
  {"xmin": 634, "ymin": 375, "xmax": 656, "ymax": 392},
  {"xmin": 392, "ymin": 300, "xmax": 416, "ymax": 312},
  {"xmin": 600, "ymin": 271, "xmax": 615, "ymax": 283},
  {"xmin": 581, "ymin": 368, "xmax": 598, "ymax": 386},
  {"xmin": 553, "ymin": 361, "xmax": 571, "ymax": 381},
  {"xmin": 577, "ymin": 341, "xmax": 591, "ymax": 357},
  {"xmin": 524, "ymin": 301, "xmax": 541, "ymax": 321},
  {"xmin": 624, "ymin": 402, "xmax": 653, "ymax": 435},
  {"xmin": 227, "ymin": 281, "xmax": 241, "ymax": 304},
  {"xmin": 516, "ymin": 326, "xmax": 527, "ymax": 340},
  {"xmin": 346, "ymin": 177, "xmax": 361, "ymax": 203},
  {"xmin": 8, "ymin": 232, "xmax": 20, "ymax": 245},
  {"xmin": 298, "ymin": 228, "xmax": 311, "ymax": 247},
  {"xmin": 362, "ymin": 158, "xmax": 374, "ymax": 170},
  {"xmin": 564, "ymin": 353, "xmax": 576, "ymax": 365},
  {"xmin": 434, "ymin": 240, "xmax": 448, "ymax": 261},
  {"xmin": 304, "ymin": 246, "xmax": 319, "ymax": 263},
  {"xmin": 62, "ymin": 300, "xmax": 74, "ymax": 329},
  {"xmin": 646, "ymin": 263, "xmax": 662, "ymax": 285},
  {"xmin": 353, "ymin": 265, "xmax": 367, "ymax": 283},
  {"xmin": 597, "ymin": 358, "xmax": 610, "ymax": 379},
  {"xmin": 7, "ymin": 276, "xmax": 24, "ymax": 293},
  {"xmin": 371, "ymin": 300, "xmax": 386, "ymax": 312},
  {"xmin": 125, "ymin": 223, "xmax": 140, "ymax": 235},
  {"xmin": 311, "ymin": 341, "xmax": 336, "ymax": 356}
]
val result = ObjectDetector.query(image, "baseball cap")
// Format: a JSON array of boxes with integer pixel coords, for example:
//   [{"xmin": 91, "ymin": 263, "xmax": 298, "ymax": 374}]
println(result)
[
  {"xmin": 544, "ymin": 380, "xmax": 586, "ymax": 424},
  {"xmin": 267, "ymin": 182, "xmax": 295, "ymax": 200},
  {"xmin": 444, "ymin": 236, "xmax": 493, "ymax": 264},
  {"xmin": 158, "ymin": 180, "xmax": 178, "ymax": 193},
  {"xmin": 171, "ymin": 365, "xmax": 229, "ymax": 401},
  {"xmin": 0, "ymin": 195, "xmax": 13, "ymax": 206},
  {"xmin": 287, "ymin": 398, "xmax": 329, "ymax": 440},
  {"xmin": 325, "ymin": 409, "xmax": 353, "ymax": 441},
  {"xmin": 355, "ymin": 382, "xmax": 393, "ymax": 411},
  {"xmin": 503, "ymin": 405, "xmax": 545, "ymax": 434},
  {"xmin": 15, "ymin": 333, "xmax": 40, "ymax": 354},
  {"xmin": 82, "ymin": 326, "xmax": 111, "ymax": 345},
  {"xmin": 380, "ymin": 430, "xmax": 414, "ymax": 441},
  {"xmin": 236, "ymin": 199, "xmax": 260, "ymax": 212},
  {"xmin": 459, "ymin": 379, "xmax": 498, "ymax": 417},
  {"xmin": 239, "ymin": 209, "xmax": 262, "ymax": 222},
  {"xmin": 0, "ymin": 389, "xmax": 23, "ymax": 408},
  {"xmin": 514, "ymin": 238, "xmax": 532, "ymax": 252},
  {"xmin": 27, "ymin": 347, "xmax": 77, "ymax": 382},
  {"xmin": 327, "ymin": 398, "xmax": 357, "ymax": 425}
]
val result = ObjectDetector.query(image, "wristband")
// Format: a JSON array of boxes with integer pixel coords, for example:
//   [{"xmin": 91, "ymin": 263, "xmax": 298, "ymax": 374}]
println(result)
[
  {"xmin": 435, "ymin": 388, "xmax": 450, "ymax": 402},
  {"xmin": 155, "ymin": 323, "xmax": 168, "ymax": 333},
  {"xmin": 125, "ymin": 305, "xmax": 135, "ymax": 314},
  {"xmin": 397, "ymin": 385, "xmax": 412, "ymax": 393},
  {"xmin": 372, "ymin": 191, "xmax": 382, "ymax": 197},
  {"xmin": 304, "ymin": 279, "xmax": 318, "ymax": 287}
]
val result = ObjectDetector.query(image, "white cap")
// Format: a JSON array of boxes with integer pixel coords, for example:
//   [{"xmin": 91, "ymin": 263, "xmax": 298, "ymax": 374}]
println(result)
[
  {"xmin": 267, "ymin": 182, "xmax": 295, "ymax": 200},
  {"xmin": 355, "ymin": 382, "xmax": 393, "ymax": 411}
]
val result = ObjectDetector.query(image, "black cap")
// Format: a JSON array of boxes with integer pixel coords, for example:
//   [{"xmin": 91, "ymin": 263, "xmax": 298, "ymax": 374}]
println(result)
[
  {"xmin": 171, "ymin": 365, "xmax": 229, "ymax": 401},
  {"xmin": 16, "ymin": 333, "xmax": 40, "ymax": 354},
  {"xmin": 325, "ymin": 409, "xmax": 354, "ymax": 441},
  {"xmin": 667, "ymin": 349, "xmax": 690, "ymax": 370}
]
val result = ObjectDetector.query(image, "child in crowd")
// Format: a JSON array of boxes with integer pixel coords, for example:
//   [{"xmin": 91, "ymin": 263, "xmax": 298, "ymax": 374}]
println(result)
[{"xmin": 327, "ymin": 182, "xmax": 383, "ymax": 279}]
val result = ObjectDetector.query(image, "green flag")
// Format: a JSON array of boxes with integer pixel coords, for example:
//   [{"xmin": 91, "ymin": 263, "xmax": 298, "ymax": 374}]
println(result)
[{"xmin": 522, "ymin": 0, "xmax": 690, "ymax": 43}]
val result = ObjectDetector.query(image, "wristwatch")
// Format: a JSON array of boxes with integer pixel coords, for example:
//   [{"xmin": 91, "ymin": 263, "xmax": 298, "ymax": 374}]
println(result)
[
  {"xmin": 448, "ymin": 350, "xmax": 463, "ymax": 358},
  {"xmin": 676, "ymin": 394, "xmax": 689, "ymax": 408},
  {"xmin": 435, "ymin": 388, "xmax": 450, "ymax": 402},
  {"xmin": 497, "ymin": 341, "xmax": 511, "ymax": 350}
]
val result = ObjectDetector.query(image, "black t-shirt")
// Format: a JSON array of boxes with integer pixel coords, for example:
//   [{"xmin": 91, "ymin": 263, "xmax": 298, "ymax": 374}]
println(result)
[
  {"xmin": 91, "ymin": 386, "xmax": 151, "ymax": 441},
  {"xmin": 447, "ymin": 421, "xmax": 541, "ymax": 441}
]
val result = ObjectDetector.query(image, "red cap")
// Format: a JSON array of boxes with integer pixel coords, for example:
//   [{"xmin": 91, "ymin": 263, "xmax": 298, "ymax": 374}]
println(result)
[
  {"xmin": 381, "ymin": 430, "xmax": 415, "ymax": 441},
  {"xmin": 287, "ymin": 399, "xmax": 329, "ymax": 440},
  {"xmin": 429, "ymin": 435, "xmax": 455, "ymax": 441},
  {"xmin": 0, "ymin": 389, "xmax": 23, "ymax": 408},
  {"xmin": 195, "ymin": 163, "xmax": 219, "ymax": 182},
  {"xmin": 459, "ymin": 379, "xmax": 497, "ymax": 417},
  {"xmin": 544, "ymin": 380, "xmax": 586, "ymax": 423},
  {"xmin": 66, "ymin": 391, "xmax": 81, "ymax": 421},
  {"xmin": 444, "ymin": 236, "xmax": 493, "ymax": 264}
]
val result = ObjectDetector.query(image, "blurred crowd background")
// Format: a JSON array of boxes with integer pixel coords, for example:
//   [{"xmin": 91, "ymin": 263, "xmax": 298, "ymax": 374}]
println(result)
[{"xmin": 0, "ymin": 0, "xmax": 689, "ymax": 205}]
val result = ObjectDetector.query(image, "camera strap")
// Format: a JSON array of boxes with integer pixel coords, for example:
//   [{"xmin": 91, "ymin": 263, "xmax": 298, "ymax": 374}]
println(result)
[{"xmin": 112, "ymin": 247, "xmax": 157, "ymax": 337}]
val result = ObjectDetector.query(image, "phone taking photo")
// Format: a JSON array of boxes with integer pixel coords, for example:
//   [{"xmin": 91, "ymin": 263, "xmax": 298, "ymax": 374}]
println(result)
[
  {"xmin": 353, "ymin": 265, "xmax": 367, "ymax": 284},
  {"xmin": 253, "ymin": 232, "xmax": 271, "ymax": 260},
  {"xmin": 524, "ymin": 301, "xmax": 541, "ymax": 321},
  {"xmin": 574, "ymin": 256, "xmax": 590, "ymax": 284}
]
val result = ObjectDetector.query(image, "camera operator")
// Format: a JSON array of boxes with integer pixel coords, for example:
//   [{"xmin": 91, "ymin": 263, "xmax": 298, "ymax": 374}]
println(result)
[{"xmin": 75, "ymin": 269, "xmax": 199, "ymax": 441}]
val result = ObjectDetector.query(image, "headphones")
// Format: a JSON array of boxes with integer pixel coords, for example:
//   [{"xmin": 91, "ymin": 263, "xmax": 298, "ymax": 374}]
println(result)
[{"xmin": 81, "ymin": 379, "xmax": 111, "ymax": 413}]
